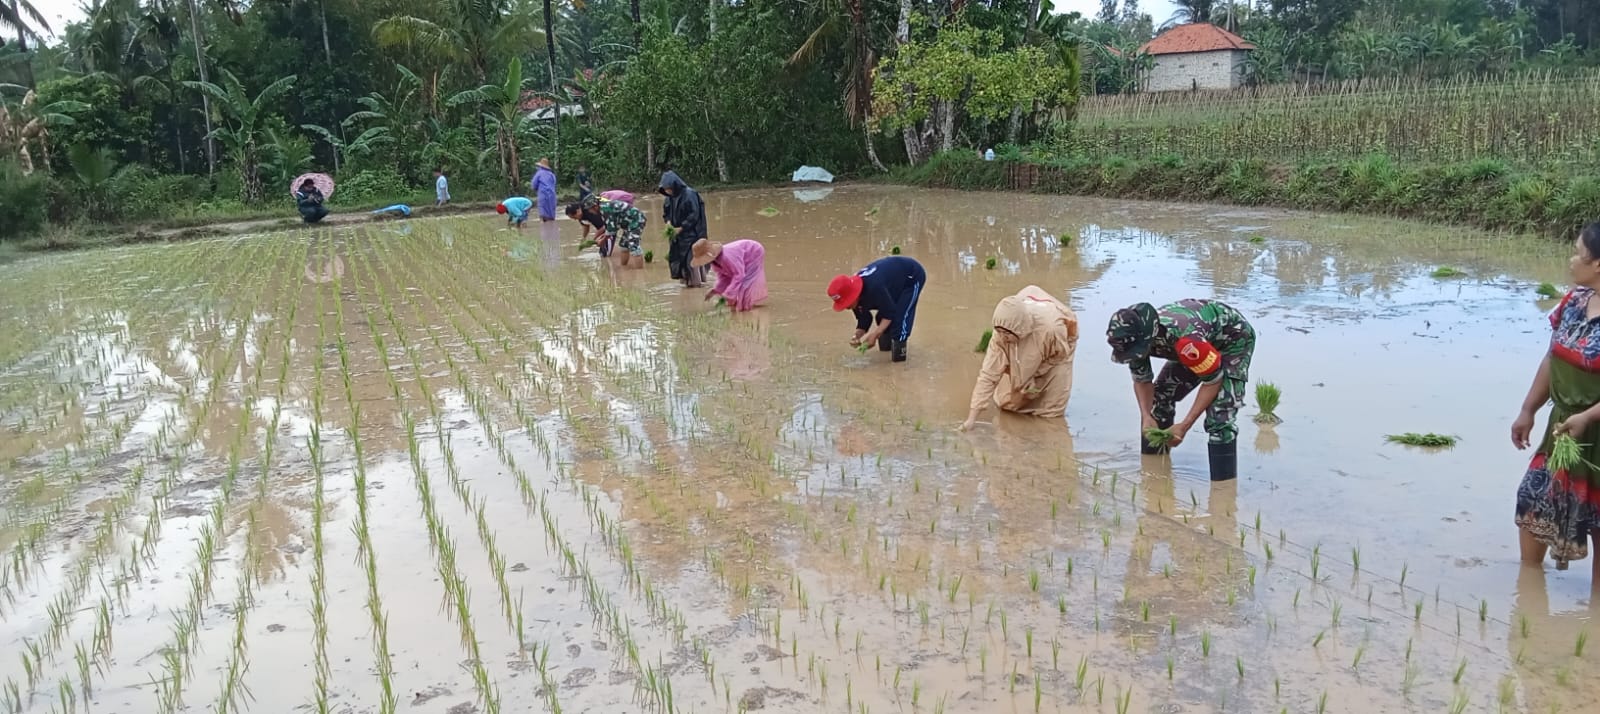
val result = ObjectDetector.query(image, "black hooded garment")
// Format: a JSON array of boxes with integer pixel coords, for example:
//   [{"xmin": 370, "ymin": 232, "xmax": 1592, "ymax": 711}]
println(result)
[{"xmin": 658, "ymin": 171, "xmax": 708, "ymax": 281}]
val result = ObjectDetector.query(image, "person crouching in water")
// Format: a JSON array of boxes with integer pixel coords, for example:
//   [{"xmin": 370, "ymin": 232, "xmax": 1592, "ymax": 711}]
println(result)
[
  {"xmin": 1105, "ymin": 299, "xmax": 1256, "ymax": 482},
  {"xmin": 659, "ymin": 170, "xmax": 708, "ymax": 287},
  {"xmin": 827, "ymin": 255, "xmax": 927, "ymax": 363},
  {"xmin": 497, "ymin": 196, "xmax": 533, "ymax": 231},
  {"xmin": 566, "ymin": 195, "xmax": 646, "ymax": 268},
  {"xmin": 692, "ymin": 238, "xmax": 767, "ymax": 312},
  {"xmin": 959, "ymin": 286, "xmax": 1079, "ymax": 431},
  {"xmin": 296, "ymin": 179, "xmax": 329, "ymax": 223}
]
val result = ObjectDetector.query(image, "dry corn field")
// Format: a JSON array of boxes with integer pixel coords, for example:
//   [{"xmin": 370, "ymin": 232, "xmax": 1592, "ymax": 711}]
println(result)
[
  {"xmin": 1068, "ymin": 70, "xmax": 1600, "ymax": 168},
  {"xmin": 0, "ymin": 197, "xmax": 1596, "ymax": 714}
]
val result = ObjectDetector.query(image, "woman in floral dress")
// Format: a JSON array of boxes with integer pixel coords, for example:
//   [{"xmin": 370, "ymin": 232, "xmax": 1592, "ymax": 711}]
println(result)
[{"xmin": 1514, "ymin": 222, "xmax": 1600, "ymax": 579}]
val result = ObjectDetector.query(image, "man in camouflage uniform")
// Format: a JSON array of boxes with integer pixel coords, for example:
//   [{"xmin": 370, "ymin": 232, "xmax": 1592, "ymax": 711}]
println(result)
[{"xmin": 1105, "ymin": 299, "xmax": 1256, "ymax": 481}]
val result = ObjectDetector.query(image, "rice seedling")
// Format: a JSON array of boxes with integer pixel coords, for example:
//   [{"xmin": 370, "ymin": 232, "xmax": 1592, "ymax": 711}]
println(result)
[
  {"xmin": 1549, "ymin": 432, "xmax": 1586, "ymax": 472},
  {"xmin": 984, "ymin": 256, "xmax": 998, "ymax": 269},
  {"xmin": 645, "ymin": 250, "xmax": 655, "ymax": 263},
  {"xmin": 1248, "ymin": 235, "xmax": 1267, "ymax": 244},
  {"xmin": 1253, "ymin": 382, "xmax": 1282, "ymax": 424},
  {"xmin": 1577, "ymin": 630, "xmax": 1589, "ymax": 657},
  {"xmin": 1201, "ymin": 631, "xmax": 1212, "ymax": 657},
  {"xmin": 1143, "ymin": 427, "xmax": 1176, "ymax": 449},
  {"xmin": 1431, "ymin": 266, "xmax": 1466, "ymax": 279},
  {"xmin": 1386, "ymin": 432, "xmax": 1458, "ymax": 447},
  {"xmin": 1538, "ymin": 282, "xmax": 1563, "ymax": 298},
  {"xmin": 891, "ymin": 245, "xmax": 902, "ymax": 255},
  {"xmin": 976, "ymin": 329, "xmax": 993, "ymax": 353},
  {"xmin": 758, "ymin": 207, "xmax": 780, "ymax": 217}
]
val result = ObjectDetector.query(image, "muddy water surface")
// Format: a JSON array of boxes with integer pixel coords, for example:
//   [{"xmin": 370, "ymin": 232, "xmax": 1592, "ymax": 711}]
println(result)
[{"xmin": 0, "ymin": 185, "xmax": 1591, "ymax": 714}]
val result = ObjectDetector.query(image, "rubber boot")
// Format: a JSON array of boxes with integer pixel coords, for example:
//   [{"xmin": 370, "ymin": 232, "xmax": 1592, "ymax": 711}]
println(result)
[
  {"xmin": 1208, "ymin": 441, "xmax": 1238, "ymax": 482},
  {"xmin": 878, "ymin": 334, "xmax": 894, "ymax": 352},
  {"xmin": 1140, "ymin": 418, "xmax": 1173, "ymax": 455},
  {"xmin": 891, "ymin": 340, "xmax": 908, "ymax": 363}
]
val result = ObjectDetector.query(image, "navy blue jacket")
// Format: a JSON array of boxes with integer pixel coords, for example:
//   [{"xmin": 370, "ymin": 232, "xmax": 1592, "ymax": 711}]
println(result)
[{"xmin": 852, "ymin": 256, "xmax": 926, "ymax": 331}]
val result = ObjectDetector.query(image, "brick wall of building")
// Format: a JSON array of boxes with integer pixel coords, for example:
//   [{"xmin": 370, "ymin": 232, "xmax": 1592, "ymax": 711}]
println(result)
[{"xmin": 1145, "ymin": 50, "xmax": 1248, "ymax": 92}]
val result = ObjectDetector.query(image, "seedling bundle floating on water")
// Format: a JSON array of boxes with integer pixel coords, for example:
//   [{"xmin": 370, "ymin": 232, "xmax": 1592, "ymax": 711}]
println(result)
[
  {"xmin": 1253, "ymin": 382, "xmax": 1282, "ymax": 424},
  {"xmin": 758, "ymin": 207, "xmax": 780, "ymax": 217},
  {"xmin": 1385, "ymin": 432, "xmax": 1457, "ymax": 448},
  {"xmin": 1431, "ymin": 266, "xmax": 1466, "ymax": 279},
  {"xmin": 975, "ymin": 330, "xmax": 993, "ymax": 353},
  {"xmin": 891, "ymin": 245, "xmax": 902, "ymax": 255},
  {"xmin": 985, "ymin": 257, "xmax": 998, "ymax": 270}
]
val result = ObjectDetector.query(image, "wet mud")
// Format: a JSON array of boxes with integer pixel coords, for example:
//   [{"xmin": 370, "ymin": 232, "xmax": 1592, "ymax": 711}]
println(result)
[{"xmin": 0, "ymin": 185, "xmax": 1592, "ymax": 714}]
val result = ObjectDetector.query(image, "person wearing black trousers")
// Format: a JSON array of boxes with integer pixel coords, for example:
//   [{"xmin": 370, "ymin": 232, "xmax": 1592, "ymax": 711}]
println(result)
[{"xmin": 827, "ymin": 255, "xmax": 927, "ymax": 363}]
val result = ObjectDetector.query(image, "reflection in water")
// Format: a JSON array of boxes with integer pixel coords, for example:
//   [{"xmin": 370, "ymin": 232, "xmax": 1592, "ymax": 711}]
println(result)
[{"xmin": 0, "ymin": 186, "xmax": 1584, "ymax": 714}]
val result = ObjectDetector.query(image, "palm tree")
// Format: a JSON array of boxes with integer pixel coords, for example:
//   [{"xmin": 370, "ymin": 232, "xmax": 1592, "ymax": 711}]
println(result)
[
  {"xmin": 787, "ymin": 0, "xmax": 885, "ymax": 171},
  {"xmin": 1, "ymin": 0, "xmax": 51, "ymax": 88},
  {"xmin": 1165, "ymin": 0, "xmax": 1215, "ymax": 27},
  {"xmin": 447, "ymin": 56, "xmax": 537, "ymax": 190},
  {"xmin": 183, "ymin": 70, "xmax": 298, "ymax": 203},
  {"xmin": 372, "ymin": 0, "xmax": 541, "ymax": 86},
  {"xmin": 542, "ymin": 0, "xmax": 559, "ymax": 172}
]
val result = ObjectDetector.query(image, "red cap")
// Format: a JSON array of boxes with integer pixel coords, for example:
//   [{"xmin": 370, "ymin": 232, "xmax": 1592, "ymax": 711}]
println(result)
[
  {"xmin": 496, "ymin": 203, "xmax": 508, "ymax": 214},
  {"xmin": 827, "ymin": 274, "xmax": 863, "ymax": 312}
]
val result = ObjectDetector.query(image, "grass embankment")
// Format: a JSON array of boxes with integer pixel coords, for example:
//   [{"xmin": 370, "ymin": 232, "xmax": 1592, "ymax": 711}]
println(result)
[
  {"xmin": 900, "ymin": 71, "xmax": 1600, "ymax": 240},
  {"xmin": 896, "ymin": 151, "xmax": 1600, "ymax": 240}
]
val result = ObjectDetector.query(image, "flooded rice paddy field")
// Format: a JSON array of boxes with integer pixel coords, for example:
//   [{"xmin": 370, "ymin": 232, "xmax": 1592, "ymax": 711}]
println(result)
[{"xmin": 0, "ymin": 185, "xmax": 1593, "ymax": 714}]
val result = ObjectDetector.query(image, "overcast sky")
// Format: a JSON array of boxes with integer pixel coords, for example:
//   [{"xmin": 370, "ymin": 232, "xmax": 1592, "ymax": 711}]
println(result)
[{"xmin": 27, "ymin": 0, "xmax": 1185, "ymax": 40}]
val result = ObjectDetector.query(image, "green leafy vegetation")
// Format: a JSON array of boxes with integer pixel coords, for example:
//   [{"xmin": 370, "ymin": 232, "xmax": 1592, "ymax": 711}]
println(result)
[
  {"xmin": 1254, "ymin": 382, "xmax": 1282, "ymax": 424},
  {"xmin": 1431, "ymin": 266, "xmax": 1466, "ymax": 279},
  {"xmin": 1537, "ymin": 282, "xmax": 1563, "ymax": 299},
  {"xmin": 1385, "ymin": 433, "xmax": 1458, "ymax": 448},
  {"xmin": 975, "ymin": 329, "xmax": 992, "ymax": 353}
]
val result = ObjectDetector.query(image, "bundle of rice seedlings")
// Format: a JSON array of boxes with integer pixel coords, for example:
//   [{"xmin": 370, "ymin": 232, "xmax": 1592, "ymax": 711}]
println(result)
[
  {"xmin": 985, "ymin": 257, "xmax": 998, "ymax": 270},
  {"xmin": 1537, "ymin": 282, "xmax": 1563, "ymax": 299},
  {"xmin": 891, "ymin": 245, "xmax": 902, "ymax": 255},
  {"xmin": 758, "ymin": 207, "xmax": 779, "ymax": 217},
  {"xmin": 1548, "ymin": 432, "xmax": 1584, "ymax": 473},
  {"xmin": 975, "ymin": 330, "xmax": 993, "ymax": 353},
  {"xmin": 1144, "ymin": 427, "xmax": 1176, "ymax": 448},
  {"xmin": 578, "ymin": 239, "xmax": 596, "ymax": 251},
  {"xmin": 1248, "ymin": 235, "xmax": 1267, "ymax": 244},
  {"xmin": 644, "ymin": 251, "xmax": 655, "ymax": 263},
  {"xmin": 1385, "ymin": 433, "xmax": 1457, "ymax": 447},
  {"xmin": 1253, "ymin": 382, "xmax": 1282, "ymax": 424},
  {"xmin": 1431, "ymin": 266, "xmax": 1466, "ymax": 279}
]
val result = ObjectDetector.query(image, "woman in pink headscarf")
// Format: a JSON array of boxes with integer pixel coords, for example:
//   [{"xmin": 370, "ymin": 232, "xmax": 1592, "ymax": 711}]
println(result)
[{"xmin": 691, "ymin": 238, "xmax": 767, "ymax": 312}]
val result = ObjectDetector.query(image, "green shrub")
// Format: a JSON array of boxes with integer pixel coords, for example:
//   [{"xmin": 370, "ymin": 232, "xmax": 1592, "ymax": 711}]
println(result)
[
  {"xmin": 332, "ymin": 168, "xmax": 411, "ymax": 206},
  {"xmin": 107, "ymin": 167, "xmax": 213, "ymax": 221},
  {"xmin": 0, "ymin": 162, "xmax": 49, "ymax": 240}
]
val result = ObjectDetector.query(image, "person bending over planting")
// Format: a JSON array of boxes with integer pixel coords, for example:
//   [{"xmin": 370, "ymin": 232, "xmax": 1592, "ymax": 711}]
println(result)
[
  {"xmin": 566, "ymin": 195, "xmax": 646, "ymax": 268},
  {"xmin": 959, "ymin": 285, "xmax": 1079, "ymax": 431},
  {"xmin": 569, "ymin": 191, "xmax": 636, "ymax": 256},
  {"xmin": 1106, "ymin": 299, "xmax": 1256, "ymax": 481},
  {"xmin": 692, "ymin": 238, "xmax": 767, "ymax": 312},
  {"xmin": 496, "ymin": 196, "xmax": 534, "ymax": 230},
  {"xmin": 828, "ymin": 255, "xmax": 927, "ymax": 363},
  {"xmin": 1512, "ymin": 221, "xmax": 1600, "ymax": 575}
]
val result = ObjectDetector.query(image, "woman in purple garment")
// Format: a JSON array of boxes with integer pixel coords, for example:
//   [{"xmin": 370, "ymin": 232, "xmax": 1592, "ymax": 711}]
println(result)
[
  {"xmin": 691, "ymin": 238, "xmax": 768, "ymax": 312},
  {"xmin": 530, "ymin": 157, "xmax": 558, "ymax": 222}
]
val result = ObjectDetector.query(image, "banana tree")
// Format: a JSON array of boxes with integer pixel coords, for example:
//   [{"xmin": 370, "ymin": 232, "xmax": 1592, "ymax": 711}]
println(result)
[
  {"xmin": 183, "ymin": 70, "xmax": 297, "ymax": 203},
  {"xmin": 302, "ymin": 124, "xmax": 393, "ymax": 175},
  {"xmin": 448, "ymin": 56, "xmax": 535, "ymax": 191},
  {"xmin": 0, "ymin": 85, "xmax": 87, "ymax": 173}
]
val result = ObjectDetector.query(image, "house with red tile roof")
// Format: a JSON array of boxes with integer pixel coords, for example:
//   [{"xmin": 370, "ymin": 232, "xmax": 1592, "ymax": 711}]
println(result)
[{"xmin": 1137, "ymin": 23, "xmax": 1256, "ymax": 92}]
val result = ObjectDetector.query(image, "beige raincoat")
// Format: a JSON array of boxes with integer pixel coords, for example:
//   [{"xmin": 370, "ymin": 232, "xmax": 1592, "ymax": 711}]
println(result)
[{"xmin": 968, "ymin": 285, "xmax": 1079, "ymax": 418}]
